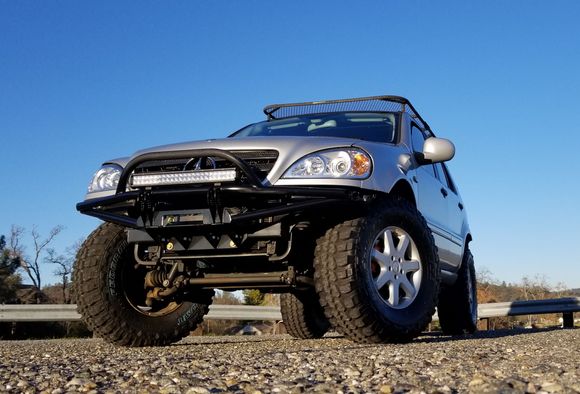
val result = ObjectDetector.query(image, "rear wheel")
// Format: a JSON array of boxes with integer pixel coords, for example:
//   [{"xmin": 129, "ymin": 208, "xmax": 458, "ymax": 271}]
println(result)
[
  {"xmin": 313, "ymin": 198, "xmax": 440, "ymax": 343},
  {"xmin": 280, "ymin": 291, "xmax": 330, "ymax": 339},
  {"xmin": 438, "ymin": 248, "xmax": 478, "ymax": 335},
  {"xmin": 72, "ymin": 222, "xmax": 213, "ymax": 347}
]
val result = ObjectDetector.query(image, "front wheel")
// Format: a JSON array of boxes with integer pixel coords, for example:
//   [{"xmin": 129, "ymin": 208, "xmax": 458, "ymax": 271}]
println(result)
[
  {"xmin": 313, "ymin": 198, "xmax": 440, "ymax": 343},
  {"xmin": 72, "ymin": 223, "xmax": 213, "ymax": 347}
]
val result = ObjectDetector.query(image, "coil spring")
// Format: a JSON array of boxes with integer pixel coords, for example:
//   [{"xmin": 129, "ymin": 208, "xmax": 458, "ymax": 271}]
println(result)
[{"xmin": 144, "ymin": 270, "xmax": 167, "ymax": 287}]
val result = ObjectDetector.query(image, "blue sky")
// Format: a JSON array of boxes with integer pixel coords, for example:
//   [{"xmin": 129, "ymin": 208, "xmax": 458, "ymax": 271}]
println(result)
[{"xmin": 1, "ymin": 1, "xmax": 579, "ymax": 288}]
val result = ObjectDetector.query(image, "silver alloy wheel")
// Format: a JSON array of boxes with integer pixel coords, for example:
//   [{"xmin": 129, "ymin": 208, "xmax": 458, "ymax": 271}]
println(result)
[{"xmin": 370, "ymin": 226, "xmax": 422, "ymax": 309}]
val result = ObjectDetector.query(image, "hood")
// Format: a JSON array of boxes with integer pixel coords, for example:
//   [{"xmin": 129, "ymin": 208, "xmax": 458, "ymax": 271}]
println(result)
[
  {"xmin": 102, "ymin": 135, "xmax": 403, "ymax": 186},
  {"xmin": 133, "ymin": 135, "xmax": 361, "ymax": 156},
  {"xmin": 105, "ymin": 135, "xmax": 364, "ymax": 171}
]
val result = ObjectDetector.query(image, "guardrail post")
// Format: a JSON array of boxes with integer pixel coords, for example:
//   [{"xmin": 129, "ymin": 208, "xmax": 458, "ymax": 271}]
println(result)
[
  {"xmin": 477, "ymin": 318, "xmax": 489, "ymax": 331},
  {"xmin": 562, "ymin": 312, "xmax": 574, "ymax": 328}
]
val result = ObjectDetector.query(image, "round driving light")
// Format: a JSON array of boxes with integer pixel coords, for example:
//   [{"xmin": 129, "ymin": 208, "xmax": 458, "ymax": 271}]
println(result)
[
  {"xmin": 330, "ymin": 154, "xmax": 351, "ymax": 176},
  {"xmin": 307, "ymin": 157, "xmax": 325, "ymax": 175}
]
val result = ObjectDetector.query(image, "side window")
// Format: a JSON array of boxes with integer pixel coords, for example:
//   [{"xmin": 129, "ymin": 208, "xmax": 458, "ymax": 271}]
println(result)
[
  {"xmin": 435, "ymin": 163, "xmax": 458, "ymax": 194},
  {"xmin": 411, "ymin": 126, "xmax": 436, "ymax": 178},
  {"xmin": 441, "ymin": 163, "xmax": 458, "ymax": 194},
  {"xmin": 411, "ymin": 126, "xmax": 426, "ymax": 153}
]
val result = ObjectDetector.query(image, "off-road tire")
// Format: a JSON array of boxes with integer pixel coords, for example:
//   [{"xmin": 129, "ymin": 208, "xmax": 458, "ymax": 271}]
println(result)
[
  {"xmin": 280, "ymin": 291, "xmax": 330, "ymax": 339},
  {"xmin": 72, "ymin": 222, "xmax": 213, "ymax": 347},
  {"xmin": 438, "ymin": 249, "xmax": 478, "ymax": 335},
  {"xmin": 313, "ymin": 198, "xmax": 440, "ymax": 343}
]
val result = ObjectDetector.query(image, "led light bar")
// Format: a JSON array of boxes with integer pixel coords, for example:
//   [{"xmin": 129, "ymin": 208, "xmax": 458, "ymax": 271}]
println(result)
[{"xmin": 130, "ymin": 169, "xmax": 237, "ymax": 187}]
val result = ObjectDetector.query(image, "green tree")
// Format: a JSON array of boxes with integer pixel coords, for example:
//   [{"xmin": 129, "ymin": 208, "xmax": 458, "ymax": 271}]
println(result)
[{"xmin": 0, "ymin": 235, "xmax": 21, "ymax": 303}]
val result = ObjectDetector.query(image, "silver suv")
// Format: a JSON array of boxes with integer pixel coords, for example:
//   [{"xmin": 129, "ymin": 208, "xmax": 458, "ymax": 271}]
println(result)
[{"xmin": 73, "ymin": 95, "xmax": 477, "ymax": 346}]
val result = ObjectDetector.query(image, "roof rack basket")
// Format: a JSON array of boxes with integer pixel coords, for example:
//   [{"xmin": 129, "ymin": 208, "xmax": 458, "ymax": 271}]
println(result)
[{"xmin": 263, "ymin": 95, "xmax": 431, "ymax": 132}]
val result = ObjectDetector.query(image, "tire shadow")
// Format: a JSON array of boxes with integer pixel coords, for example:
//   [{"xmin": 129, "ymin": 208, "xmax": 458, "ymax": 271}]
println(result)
[{"xmin": 415, "ymin": 326, "xmax": 566, "ymax": 343}]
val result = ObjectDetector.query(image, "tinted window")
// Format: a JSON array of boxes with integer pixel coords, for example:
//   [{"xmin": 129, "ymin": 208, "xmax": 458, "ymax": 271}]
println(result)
[
  {"xmin": 441, "ymin": 163, "xmax": 458, "ymax": 193},
  {"xmin": 411, "ymin": 126, "xmax": 426, "ymax": 153},
  {"xmin": 412, "ymin": 126, "xmax": 436, "ymax": 178},
  {"xmin": 231, "ymin": 112, "xmax": 397, "ymax": 143},
  {"xmin": 434, "ymin": 163, "xmax": 447, "ymax": 186},
  {"xmin": 435, "ymin": 163, "xmax": 457, "ymax": 193}
]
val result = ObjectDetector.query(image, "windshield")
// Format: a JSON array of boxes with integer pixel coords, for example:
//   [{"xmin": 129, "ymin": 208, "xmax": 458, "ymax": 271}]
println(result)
[{"xmin": 230, "ymin": 112, "xmax": 397, "ymax": 143}]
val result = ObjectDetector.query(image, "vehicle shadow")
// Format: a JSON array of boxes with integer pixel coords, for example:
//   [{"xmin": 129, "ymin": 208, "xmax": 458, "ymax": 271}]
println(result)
[{"xmin": 172, "ymin": 326, "xmax": 566, "ymax": 349}]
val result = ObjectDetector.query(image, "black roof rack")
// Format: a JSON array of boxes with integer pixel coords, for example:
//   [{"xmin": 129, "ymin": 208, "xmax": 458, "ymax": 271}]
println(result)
[{"xmin": 263, "ymin": 95, "xmax": 431, "ymax": 132}]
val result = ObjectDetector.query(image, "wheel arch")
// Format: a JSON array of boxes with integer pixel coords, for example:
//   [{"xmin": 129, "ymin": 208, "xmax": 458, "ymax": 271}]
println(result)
[
  {"xmin": 462, "ymin": 232, "xmax": 473, "ymax": 263},
  {"xmin": 464, "ymin": 233, "xmax": 473, "ymax": 248},
  {"xmin": 387, "ymin": 178, "xmax": 417, "ymax": 207}
]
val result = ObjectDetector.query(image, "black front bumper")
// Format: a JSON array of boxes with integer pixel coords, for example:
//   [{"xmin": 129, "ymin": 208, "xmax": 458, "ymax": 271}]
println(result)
[
  {"xmin": 77, "ymin": 149, "xmax": 368, "ymax": 231},
  {"xmin": 77, "ymin": 184, "xmax": 365, "ymax": 229}
]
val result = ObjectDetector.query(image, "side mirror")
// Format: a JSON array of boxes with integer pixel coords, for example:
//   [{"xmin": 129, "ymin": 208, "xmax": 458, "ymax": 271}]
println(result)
[{"xmin": 415, "ymin": 137, "xmax": 455, "ymax": 165}]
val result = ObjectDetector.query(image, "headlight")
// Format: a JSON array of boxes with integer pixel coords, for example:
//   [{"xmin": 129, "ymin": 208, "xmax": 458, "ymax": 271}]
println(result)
[
  {"xmin": 283, "ymin": 149, "xmax": 372, "ymax": 179},
  {"xmin": 88, "ymin": 164, "xmax": 122, "ymax": 193}
]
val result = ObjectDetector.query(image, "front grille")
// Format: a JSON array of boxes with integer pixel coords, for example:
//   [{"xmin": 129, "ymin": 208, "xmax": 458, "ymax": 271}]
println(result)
[{"xmin": 133, "ymin": 150, "xmax": 279, "ymax": 183}]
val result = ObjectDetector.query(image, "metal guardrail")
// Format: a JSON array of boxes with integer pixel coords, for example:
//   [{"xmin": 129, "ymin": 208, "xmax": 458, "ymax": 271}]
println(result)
[
  {"xmin": 0, "ymin": 304, "xmax": 283, "ymax": 322},
  {"xmin": 476, "ymin": 297, "xmax": 580, "ymax": 318},
  {"xmin": 207, "ymin": 305, "xmax": 281, "ymax": 321},
  {"xmin": 1, "ymin": 298, "xmax": 578, "ymax": 327}
]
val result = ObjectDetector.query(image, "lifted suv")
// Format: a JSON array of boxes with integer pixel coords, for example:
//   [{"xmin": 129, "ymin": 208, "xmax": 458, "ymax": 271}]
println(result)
[{"xmin": 73, "ymin": 95, "xmax": 477, "ymax": 346}]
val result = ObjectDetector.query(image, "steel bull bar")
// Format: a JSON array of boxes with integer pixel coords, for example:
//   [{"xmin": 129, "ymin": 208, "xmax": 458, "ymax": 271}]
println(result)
[{"xmin": 77, "ymin": 148, "xmax": 363, "ymax": 228}]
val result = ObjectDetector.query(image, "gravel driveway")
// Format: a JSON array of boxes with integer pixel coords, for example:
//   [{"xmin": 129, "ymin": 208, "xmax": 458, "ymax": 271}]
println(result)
[{"xmin": 1, "ymin": 329, "xmax": 578, "ymax": 393}]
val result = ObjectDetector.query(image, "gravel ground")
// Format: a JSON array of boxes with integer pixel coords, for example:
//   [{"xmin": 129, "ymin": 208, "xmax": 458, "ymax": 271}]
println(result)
[{"xmin": 0, "ymin": 329, "xmax": 578, "ymax": 393}]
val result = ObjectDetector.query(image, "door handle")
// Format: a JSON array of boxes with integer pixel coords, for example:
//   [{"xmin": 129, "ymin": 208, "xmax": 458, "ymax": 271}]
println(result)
[
  {"xmin": 458, "ymin": 202, "xmax": 464, "ymax": 210},
  {"xmin": 440, "ymin": 187, "xmax": 448, "ymax": 197}
]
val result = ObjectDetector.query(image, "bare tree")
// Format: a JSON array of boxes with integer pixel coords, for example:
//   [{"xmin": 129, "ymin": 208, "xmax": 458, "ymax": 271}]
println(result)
[
  {"xmin": 45, "ymin": 249, "xmax": 70, "ymax": 303},
  {"xmin": 45, "ymin": 239, "xmax": 82, "ymax": 304},
  {"xmin": 10, "ymin": 225, "xmax": 64, "ymax": 290},
  {"xmin": 520, "ymin": 274, "xmax": 551, "ymax": 301},
  {"xmin": 520, "ymin": 274, "xmax": 552, "ymax": 326},
  {"xmin": 9, "ymin": 225, "xmax": 25, "ymax": 260},
  {"xmin": 552, "ymin": 281, "xmax": 570, "ymax": 298},
  {"xmin": 475, "ymin": 266, "xmax": 498, "ymax": 303}
]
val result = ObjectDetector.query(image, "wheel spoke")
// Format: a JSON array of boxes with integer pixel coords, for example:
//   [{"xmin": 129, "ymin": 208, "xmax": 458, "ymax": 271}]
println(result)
[
  {"xmin": 372, "ymin": 249, "xmax": 390, "ymax": 268},
  {"xmin": 388, "ymin": 281, "xmax": 400, "ymax": 306},
  {"xmin": 401, "ymin": 260, "xmax": 420, "ymax": 273},
  {"xmin": 400, "ymin": 276, "xmax": 416, "ymax": 298},
  {"xmin": 397, "ymin": 234, "xmax": 410, "ymax": 256},
  {"xmin": 383, "ymin": 230, "xmax": 396, "ymax": 255},
  {"xmin": 375, "ymin": 270, "xmax": 391, "ymax": 290}
]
